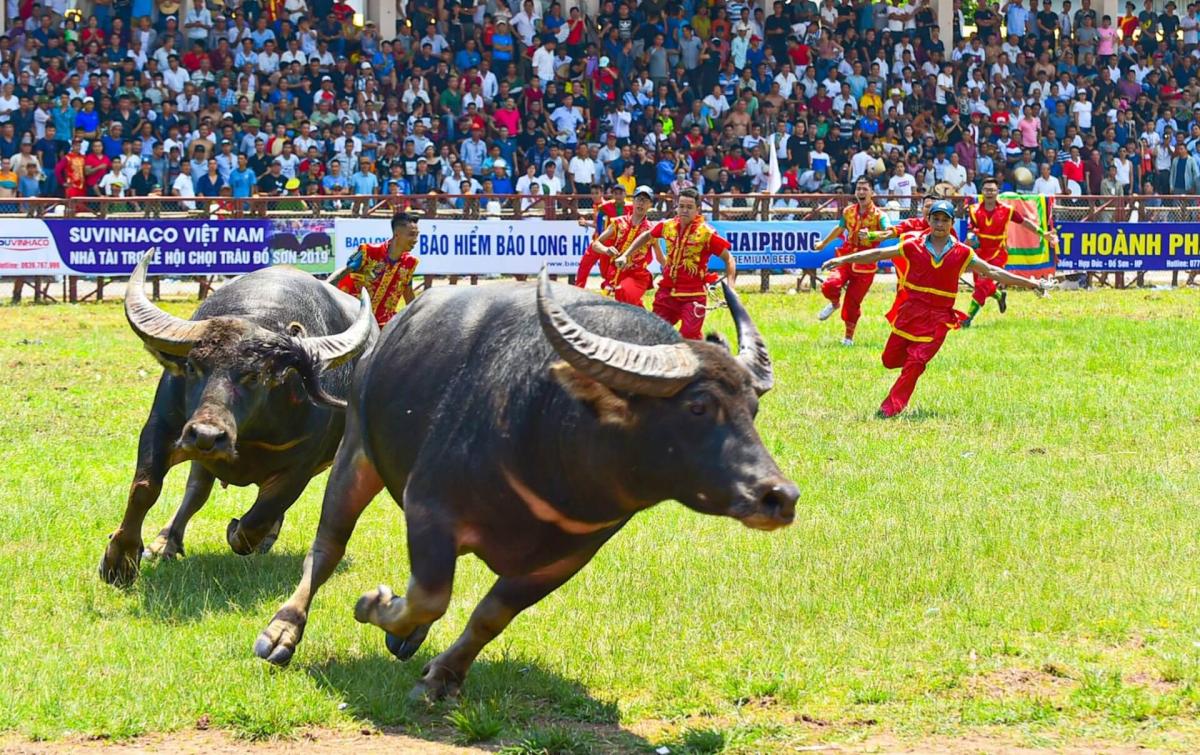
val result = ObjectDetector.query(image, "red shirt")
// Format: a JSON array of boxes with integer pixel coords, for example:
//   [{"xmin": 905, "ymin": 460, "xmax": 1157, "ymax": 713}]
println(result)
[
  {"xmin": 649, "ymin": 217, "xmax": 731, "ymax": 295},
  {"xmin": 838, "ymin": 203, "xmax": 885, "ymax": 272},
  {"xmin": 336, "ymin": 242, "xmax": 419, "ymax": 325},
  {"xmin": 888, "ymin": 231, "xmax": 974, "ymax": 340},
  {"xmin": 969, "ymin": 202, "xmax": 1024, "ymax": 261}
]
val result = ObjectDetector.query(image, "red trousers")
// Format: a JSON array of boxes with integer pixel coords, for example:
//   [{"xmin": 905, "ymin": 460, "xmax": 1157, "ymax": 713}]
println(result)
[
  {"xmin": 612, "ymin": 270, "xmax": 652, "ymax": 307},
  {"xmin": 574, "ymin": 249, "xmax": 614, "ymax": 288},
  {"xmin": 652, "ymin": 287, "xmax": 706, "ymax": 339},
  {"xmin": 971, "ymin": 248, "xmax": 1006, "ymax": 306},
  {"xmin": 821, "ymin": 266, "xmax": 875, "ymax": 330},
  {"xmin": 878, "ymin": 302, "xmax": 957, "ymax": 417}
]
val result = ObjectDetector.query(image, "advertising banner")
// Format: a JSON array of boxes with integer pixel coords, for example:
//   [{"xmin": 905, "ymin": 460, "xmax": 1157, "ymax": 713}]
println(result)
[
  {"xmin": 710, "ymin": 220, "xmax": 839, "ymax": 271},
  {"xmin": 1056, "ymin": 223, "xmax": 1200, "ymax": 271},
  {"xmin": 334, "ymin": 218, "xmax": 592, "ymax": 275},
  {"xmin": 0, "ymin": 219, "xmax": 337, "ymax": 277}
]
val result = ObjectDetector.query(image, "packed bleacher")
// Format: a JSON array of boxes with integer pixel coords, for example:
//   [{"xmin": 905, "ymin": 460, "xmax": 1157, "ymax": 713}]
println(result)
[{"xmin": 3, "ymin": 0, "xmax": 1198, "ymax": 209}]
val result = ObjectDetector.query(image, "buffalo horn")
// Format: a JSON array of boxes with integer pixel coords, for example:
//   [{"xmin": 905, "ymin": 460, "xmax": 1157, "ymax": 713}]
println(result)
[
  {"xmin": 299, "ymin": 289, "xmax": 374, "ymax": 370},
  {"xmin": 537, "ymin": 268, "xmax": 699, "ymax": 397},
  {"xmin": 721, "ymin": 281, "xmax": 773, "ymax": 396},
  {"xmin": 125, "ymin": 249, "xmax": 210, "ymax": 356}
]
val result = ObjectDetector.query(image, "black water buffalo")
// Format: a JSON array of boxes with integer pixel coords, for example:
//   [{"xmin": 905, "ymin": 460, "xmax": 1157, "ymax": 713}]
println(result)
[
  {"xmin": 254, "ymin": 270, "xmax": 797, "ymax": 699},
  {"xmin": 98, "ymin": 251, "xmax": 377, "ymax": 587}
]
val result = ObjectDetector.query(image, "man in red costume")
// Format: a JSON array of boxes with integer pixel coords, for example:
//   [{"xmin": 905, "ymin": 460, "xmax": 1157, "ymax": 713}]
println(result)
[
  {"xmin": 860, "ymin": 190, "xmax": 956, "ymax": 324},
  {"xmin": 592, "ymin": 185, "xmax": 656, "ymax": 305},
  {"xmin": 814, "ymin": 178, "xmax": 889, "ymax": 346},
  {"xmin": 573, "ymin": 185, "xmax": 631, "ymax": 288},
  {"xmin": 964, "ymin": 176, "xmax": 1051, "ymax": 326},
  {"xmin": 335, "ymin": 211, "xmax": 420, "ymax": 326},
  {"xmin": 623, "ymin": 187, "xmax": 736, "ymax": 339},
  {"xmin": 821, "ymin": 201, "xmax": 1053, "ymax": 418}
]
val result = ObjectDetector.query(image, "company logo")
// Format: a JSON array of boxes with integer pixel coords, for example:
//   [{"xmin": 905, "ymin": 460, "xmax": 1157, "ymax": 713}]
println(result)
[{"xmin": 0, "ymin": 236, "xmax": 52, "ymax": 251}]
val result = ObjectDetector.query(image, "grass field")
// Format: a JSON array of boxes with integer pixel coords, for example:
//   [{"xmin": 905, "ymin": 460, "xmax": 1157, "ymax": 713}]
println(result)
[{"xmin": 1, "ymin": 285, "xmax": 1199, "ymax": 753}]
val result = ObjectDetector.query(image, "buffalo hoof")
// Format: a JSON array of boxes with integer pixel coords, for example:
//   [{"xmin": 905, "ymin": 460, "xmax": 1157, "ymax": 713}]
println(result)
[
  {"xmin": 254, "ymin": 606, "xmax": 306, "ymax": 667},
  {"xmin": 354, "ymin": 584, "xmax": 400, "ymax": 627},
  {"xmin": 255, "ymin": 518, "xmax": 284, "ymax": 554},
  {"xmin": 408, "ymin": 662, "xmax": 462, "ymax": 703},
  {"xmin": 385, "ymin": 622, "xmax": 431, "ymax": 661},
  {"xmin": 144, "ymin": 531, "xmax": 185, "ymax": 560},
  {"xmin": 227, "ymin": 518, "xmax": 273, "ymax": 556},
  {"xmin": 99, "ymin": 537, "xmax": 142, "ymax": 587}
]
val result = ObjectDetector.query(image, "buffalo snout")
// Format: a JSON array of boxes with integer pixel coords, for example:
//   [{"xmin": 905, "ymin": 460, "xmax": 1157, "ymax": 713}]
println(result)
[
  {"xmin": 736, "ymin": 479, "xmax": 799, "ymax": 531},
  {"xmin": 180, "ymin": 420, "xmax": 235, "ymax": 459}
]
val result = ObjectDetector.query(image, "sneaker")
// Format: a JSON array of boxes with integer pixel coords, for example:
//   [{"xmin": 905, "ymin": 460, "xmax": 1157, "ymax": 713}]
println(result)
[
  {"xmin": 841, "ymin": 337, "xmax": 854, "ymax": 346},
  {"xmin": 961, "ymin": 317, "xmax": 973, "ymax": 329},
  {"xmin": 817, "ymin": 302, "xmax": 838, "ymax": 321},
  {"xmin": 997, "ymin": 291, "xmax": 1007, "ymax": 313}
]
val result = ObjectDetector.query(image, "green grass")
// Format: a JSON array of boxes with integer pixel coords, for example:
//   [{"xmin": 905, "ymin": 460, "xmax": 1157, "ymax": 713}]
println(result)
[{"xmin": 2, "ymin": 286, "xmax": 1200, "ymax": 751}]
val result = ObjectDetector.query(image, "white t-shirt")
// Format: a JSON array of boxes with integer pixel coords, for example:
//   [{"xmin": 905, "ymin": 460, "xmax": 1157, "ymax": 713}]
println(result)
[
  {"xmin": 1033, "ymin": 175, "xmax": 1061, "ymax": 195},
  {"xmin": 532, "ymin": 46, "xmax": 556, "ymax": 82},
  {"xmin": 172, "ymin": 173, "xmax": 196, "ymax": 209},
  {"xmin": 942, "ymin": 163, "xmax": 968, "ymax": 189},
  {"xmin": 538, "ymin": 173, "xmax": 563, "ymax": 195},
  {"xmin": 162, "ymin": 66, "xmax": 190, "ymax": 95},
  {"xmin": 568, "ymin": 156, "xmax": 595, "ymax": 185},
  {"xmin": 99, "ymin": 171, "xmax": 127, "ymax": 197},
  {"xmin": 1071, "ymin": 100, "xmax": 1093, "ymax": 130},
  {"xmin": 888, "ymin": 173, "xmax": 916, "ymax": 207}
]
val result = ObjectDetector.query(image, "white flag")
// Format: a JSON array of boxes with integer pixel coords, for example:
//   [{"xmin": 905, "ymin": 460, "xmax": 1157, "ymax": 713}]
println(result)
[{"xmin": 767, "ymin": 135, "xmax": 782, "ymax": 195}]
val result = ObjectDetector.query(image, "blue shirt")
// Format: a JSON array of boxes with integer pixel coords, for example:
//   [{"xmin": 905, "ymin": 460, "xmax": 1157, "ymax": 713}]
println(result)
[
  {"xmin": 75, "ymin": 110, "xmax": 99, "ymax": 134},
  {"xmin": 349, "ymin": 171, "xmax": 379, "ymax": 195},
  {"xmin": 228, "ymin": 167, "xmax": 255, "ymax": 197}
]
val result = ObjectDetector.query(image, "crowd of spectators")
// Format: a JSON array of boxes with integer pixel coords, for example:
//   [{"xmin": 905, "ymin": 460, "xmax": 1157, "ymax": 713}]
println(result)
[{"xmin": 6, "ymin": 0, "xmax": 1200, "ymax": 212}]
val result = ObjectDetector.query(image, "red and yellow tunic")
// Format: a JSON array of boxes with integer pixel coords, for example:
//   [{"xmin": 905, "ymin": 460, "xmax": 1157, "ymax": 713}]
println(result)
[
  {"xmin": 649, "ymin": 216, "xmax": 731, "ymax": 296},
  {"xmin": 887, "ymin": 231, "xmax": 974, "ymax": 342},
  {"xmin": 336, "ymin": 242, "xmax": 419, "ymax": 326},
  {"xmin": 607, "ymin": 214, "xmax": 654, "ymax": 291},
  {"xmin": 839, "ymin": 202, "xmax": 885, "ymax": 273},
  {"xmin": 593, "ymin": 199, "xmax": 632, "ymax": 285},
  {"xmin": 969, "ymin": 202, "xmax": 1024, "ymax": 264}
]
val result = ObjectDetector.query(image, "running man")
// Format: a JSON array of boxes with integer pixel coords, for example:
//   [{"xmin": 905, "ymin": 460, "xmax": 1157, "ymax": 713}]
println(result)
[
  {"xmin": 623, "ymin": 187, "xmax": 736, "ymax": 339},
  {"xmin": 574, "ymin": 185, "xmax": 631, "ymax": 288},
  {"xmin": 820, "ymin": 201, "xmax": 1053, "ymax": 418},
  {"xmin": 859, "ymin": 190, "xmax": 957, "ymax": 324},
  {"xmin": 814, "ymin": 178, "xmax": 889, "ymax": 345},
  {"xmin": 594, "ymin": 185, "xmax": 656, "ymax": 305},
  {"xmin": 964, "ymin": 176, "xmax": 1052, "ymax": 326}
]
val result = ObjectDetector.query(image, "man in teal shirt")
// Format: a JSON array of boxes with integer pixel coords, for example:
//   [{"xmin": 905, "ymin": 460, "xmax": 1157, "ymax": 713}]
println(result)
[{"xmin": 228, "ymin": 153, "xmax": 256, "ymax": 200}]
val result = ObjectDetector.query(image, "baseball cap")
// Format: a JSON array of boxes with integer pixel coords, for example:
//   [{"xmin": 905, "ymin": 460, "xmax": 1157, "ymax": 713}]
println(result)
[
  {"xmin": 633, "ymin": 185, "xmax": 654, "ymax": 199},
  {"xmin": 599, "ymin": 56, "xmax": 610, "ymax": 66},
  {"xmin": 929, "ymin": 200, "xmax": 955, "ymax": 219},
  {"xmin": 494, "ymin": 158, "xmax": 507, "ymax": 168}
]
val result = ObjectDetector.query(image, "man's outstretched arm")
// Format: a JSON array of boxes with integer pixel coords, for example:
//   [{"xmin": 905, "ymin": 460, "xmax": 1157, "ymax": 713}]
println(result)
[
  {"xmin": 819, "ymin": 245, "xmax": 901, "ymax": 272},
  {"xmin": 968, "ymin": 256, "xmax": 1054, "ymax": 293}
]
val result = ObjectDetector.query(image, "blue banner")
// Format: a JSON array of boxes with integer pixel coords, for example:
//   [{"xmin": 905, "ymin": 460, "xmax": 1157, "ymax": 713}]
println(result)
[
  {"xmin": 1057, "ymin": 223, "xmax": 1200, "ymax": 271},
  {"xmin": 709, "ymin": 220, "xmax": 840, "ymax": 271}
]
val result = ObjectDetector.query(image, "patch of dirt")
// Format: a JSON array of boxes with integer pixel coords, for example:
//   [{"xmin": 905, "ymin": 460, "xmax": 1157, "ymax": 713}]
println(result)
[
  {"xmin": 1127, "ymin": 671, "xmax": 1183, "ymax": 696},
  {"xmin": 963, "ymin": 667, "xmax": 1076, "ymax": 700}
]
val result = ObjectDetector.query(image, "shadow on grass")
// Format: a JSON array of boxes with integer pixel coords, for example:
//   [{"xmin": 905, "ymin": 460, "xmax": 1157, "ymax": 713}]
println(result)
[
  {"xmin": 132, "ymin": 549, "xmax": 315, "ymax": 621},
  {"xmin": 304, "ymin": 650, "xmax": 653, "ymax": 752}
]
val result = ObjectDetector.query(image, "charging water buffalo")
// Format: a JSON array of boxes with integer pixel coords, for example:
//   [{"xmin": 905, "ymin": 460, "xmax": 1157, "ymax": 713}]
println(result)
[
  {"xmin": 99, "ymin": 251, "xmax": 377, "ymax": 587},
  {"xmin": 254, "ymin": 270, "xmax": 798, "ymax": 700}
]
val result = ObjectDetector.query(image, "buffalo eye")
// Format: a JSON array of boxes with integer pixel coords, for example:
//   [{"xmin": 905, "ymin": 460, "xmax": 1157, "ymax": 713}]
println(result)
[
  {"xmin": 688, "ymin": 399, "xmax": 708, "ymax": 416},
  {"xmin": 185, "ymin": 360, "xmax": 200, "ymax": 376}
]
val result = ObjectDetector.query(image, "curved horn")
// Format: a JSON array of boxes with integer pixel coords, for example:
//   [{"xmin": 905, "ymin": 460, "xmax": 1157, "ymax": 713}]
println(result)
[
  {"xmin": 721, "ymin": 281, "xmax": 773, "ymax": 396},
  {"xmin": 299, "ymin": 289, "xmax": 374, "ymax": 371},
  {"xmin": 125, "ymin": 248, "xmax": 210, "ymax": 356},
  {"xmin": 537, "ymin": 268, "xmax": 699, "ymax": 398}
]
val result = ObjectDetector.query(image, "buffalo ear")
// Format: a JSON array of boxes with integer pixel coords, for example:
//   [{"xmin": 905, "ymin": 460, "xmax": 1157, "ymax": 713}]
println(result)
[
  {"xmin": 550, "ymin": 362, "xmax": 633, "ymax": 427},
  {"xmin": 704, "ymin": 332, "xmax": 730, "ymax": 352},
  {"xmin": 144, "ymin": 345, "xmax": 186, "ymax": 377}
]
